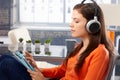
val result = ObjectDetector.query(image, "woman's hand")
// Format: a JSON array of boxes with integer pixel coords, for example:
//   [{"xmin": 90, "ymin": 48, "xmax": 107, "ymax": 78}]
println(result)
[
  {"xmin": 25, "ymin": 51, "xmax": 37, "ymax": 68},
  {"xmin": 27, "ymin": 68, "xmax": 46, "ymax": 80},
  {"xmin": 25, "ymin": 51, "xmax": 45, "ymax": 80}
]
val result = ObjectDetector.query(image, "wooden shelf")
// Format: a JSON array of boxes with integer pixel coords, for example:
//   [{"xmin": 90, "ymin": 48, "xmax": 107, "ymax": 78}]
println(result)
[{"xmin": 33, "ymin": 56, "xmax": 65, "ymax": 64}]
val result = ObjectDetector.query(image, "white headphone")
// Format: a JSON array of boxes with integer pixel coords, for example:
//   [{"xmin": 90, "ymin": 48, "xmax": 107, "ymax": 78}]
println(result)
[{"xmin": 81, "ymin": 0, "xmax": 101, "ymax": 34}]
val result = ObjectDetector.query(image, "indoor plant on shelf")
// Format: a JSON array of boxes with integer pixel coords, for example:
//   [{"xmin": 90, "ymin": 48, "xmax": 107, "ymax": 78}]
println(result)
[
  {"xmin": 18, "ymin": 37, "xmax": 24, "ymax": 53},
  {"xmin": 26, "ymin": 40, "xmax": 32, "ymax": 53},
  {"xmin": 34, "ymin": 39, "xmax": 41, "ymax": 54},
  {"xmin": 44, "ymin": 38, "xmax": 52, "ymax": 55}
]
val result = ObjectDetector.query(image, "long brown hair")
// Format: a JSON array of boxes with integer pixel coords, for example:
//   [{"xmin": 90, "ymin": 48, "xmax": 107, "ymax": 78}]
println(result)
[{"xmin": 64, "ymin": 1, "xmax": 114, "ymax": 73}]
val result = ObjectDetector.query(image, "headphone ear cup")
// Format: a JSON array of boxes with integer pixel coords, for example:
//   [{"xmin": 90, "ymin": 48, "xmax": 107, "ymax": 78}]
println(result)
[{"xmin": 86, "ymin": 19, "xmax": 101, "ymax": 33}]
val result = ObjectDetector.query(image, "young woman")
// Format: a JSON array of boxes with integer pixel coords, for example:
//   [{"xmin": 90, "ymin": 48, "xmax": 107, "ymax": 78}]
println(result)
[
  {"xmin": 0, "ymin": 0, "xmax": 114, "ymax": 80},
  {"xmin": 26, "ymin": 0, "xmax": 114, "ymax": 80}
]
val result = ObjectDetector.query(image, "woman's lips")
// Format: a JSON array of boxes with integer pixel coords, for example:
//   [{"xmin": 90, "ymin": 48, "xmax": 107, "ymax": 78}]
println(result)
[{"xmin": 71, "ymin": 29, "xmax": 75, "ymax": 33}]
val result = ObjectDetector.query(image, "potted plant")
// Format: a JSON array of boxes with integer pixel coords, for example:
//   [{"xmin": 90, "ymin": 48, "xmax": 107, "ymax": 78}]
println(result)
[
  {"xmin": 44, "ymin": 38, "xmax": 52, "ymax": 44},
  {"xmin": 26, "ymin": 40, "xmax": 32, "ymax": 53},
  {"xmin": 34, "ymin": 39, "xmax": 41, "ymax": 54},
  {"xmin": 19, "ymin": 38, "xmax": 23, "ymax": 43},
  {"xmin": 26, "ymin": 40, "xmax": 32, "ymax": 43},
  {"xmin": 44, "ymin": 38, "xmax": 52, "ymax": 55},
  {"xmin": 18, "ymin": 38, "xmax": 24, "ymax": 53}
]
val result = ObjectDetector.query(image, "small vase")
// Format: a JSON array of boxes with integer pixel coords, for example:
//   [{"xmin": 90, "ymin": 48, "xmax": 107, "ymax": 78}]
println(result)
[
  {"xmin": 18, "ymin": 42, "xmax": 24, "ymax": 53},
  {"xmin": 35, "ymin": 43, "xmax": 41, "ymax": 54},
  {"xmin": 44, "ymin": 43, "xmax": 51, "ymax": 55},
  {"xmin": 26, "ymin": 43, "xmax": 32, "ymax": 53}
]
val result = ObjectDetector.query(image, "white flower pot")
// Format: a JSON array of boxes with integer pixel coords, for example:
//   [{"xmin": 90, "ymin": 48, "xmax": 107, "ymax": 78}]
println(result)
[
  {"xmin": 18, "ymin": 42, "xmax": 24, "ymax": 53},
  {"xmin": 35, "ymin": 43, "xmax": 41, "ymax": 54},
  {"xmin": 26, "ymin": 43, "xmax": 32, "ymax": 53},
  {"xmin": 44, "ymin": 43, "xmax": 51, "ymax": 55}
]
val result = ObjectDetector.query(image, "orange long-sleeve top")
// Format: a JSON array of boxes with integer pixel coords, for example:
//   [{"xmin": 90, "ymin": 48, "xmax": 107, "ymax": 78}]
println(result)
[{"xmin": 42, "ymin": 44, "xmax": 109, "ymax": 80}]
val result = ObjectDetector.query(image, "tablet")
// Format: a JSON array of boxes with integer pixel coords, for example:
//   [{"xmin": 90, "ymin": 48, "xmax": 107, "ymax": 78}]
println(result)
[{"xmin": 14, "ymin": 51, "xmax": 34, "ymax": 71}]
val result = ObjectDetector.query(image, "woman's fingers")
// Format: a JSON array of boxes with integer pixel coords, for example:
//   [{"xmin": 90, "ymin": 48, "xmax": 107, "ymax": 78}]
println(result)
[
  {"xmin": 25, "ymin": 51, "xmax": 32, "ymax": 57},
  {"xmin": 27, "ymin": 69, "xmax": 36, "ymax": 79},
  {"xmin": 27, "ymin": 68, "xmax": 45, "ymax": 80},
  {"xmin": 24, "ymin": 51, "xmax": 33, "ymax": 62},
  {"xmin": 24, "ymin": 51, "xmax": 37, "ymax": 67}
]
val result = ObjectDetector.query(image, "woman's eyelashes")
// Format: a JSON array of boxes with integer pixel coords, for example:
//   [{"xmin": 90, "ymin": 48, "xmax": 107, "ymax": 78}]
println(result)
[
  {"xmin": 75, "ymin": 21, "xmax": 79, "ymax": 23},
  {"xmin": 74, "ymin": 20, "xmax": 80, "ymax": 23},
  {"xmin": 74, "ymin": 19, "xmax": 80, "ymax": 23}
]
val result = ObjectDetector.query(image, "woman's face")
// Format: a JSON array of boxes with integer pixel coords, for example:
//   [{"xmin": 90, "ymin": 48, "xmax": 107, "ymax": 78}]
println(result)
[{"xmin": 70, "ymin": 10, "xmax": 89, "ymax": 39}]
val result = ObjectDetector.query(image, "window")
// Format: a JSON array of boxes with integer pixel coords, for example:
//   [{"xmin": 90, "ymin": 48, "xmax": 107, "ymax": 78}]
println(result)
[
  {"xmin": 19, "ymin": 0, "xmax": 65, "ymax": 23},
  {"xmin": 18, "ymin": 0, "xmax": 112, "ymax": 26}
]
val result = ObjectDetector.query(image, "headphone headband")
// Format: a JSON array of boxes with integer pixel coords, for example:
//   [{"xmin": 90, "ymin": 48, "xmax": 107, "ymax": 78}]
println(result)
[
  {"xmin": 81, "ymin": 0, "xmax": 98, "ymax": 17},
  {"xmin": 81, "ymin": 0, "xmax": 101, "ymax": 34},
  {"xmin": 81, "ymin": 0, "xmax": 96, "ymax": 4}
]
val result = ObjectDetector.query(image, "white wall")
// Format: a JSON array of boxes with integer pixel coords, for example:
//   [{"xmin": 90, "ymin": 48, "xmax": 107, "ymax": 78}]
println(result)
[{"xmin": 99, "ymin": 4, "xmax": 120, "ymax": 26}]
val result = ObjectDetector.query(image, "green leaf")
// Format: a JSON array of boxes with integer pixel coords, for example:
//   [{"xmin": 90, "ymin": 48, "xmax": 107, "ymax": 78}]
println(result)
[
  {"xmin": 19, "ymin": 38, "xmax": 23, "ymax": 42},
  {"xmin": 45, "ymin": 38, "xmax": 52, "ymax": 44},
  {"xmin": 35, "ymin": 39, "xmax": 40, "ymax": 43},
  {"xmin": 45, "ymin": 51, "xmax": 51, "ymax": 55},
  {"xmin": 26, "ymin": 40, "xmax": 32, "ymax": 43}
]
